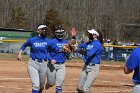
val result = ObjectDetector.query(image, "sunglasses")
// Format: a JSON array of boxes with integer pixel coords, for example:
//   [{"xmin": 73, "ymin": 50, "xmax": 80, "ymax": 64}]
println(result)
[
  {"xmin": 41, "ymin": 27, "xmax": 47, "ymax": 30},
  {"xmin": 93, "ymin": 34, "xmax": 97, "ymax": 35}
]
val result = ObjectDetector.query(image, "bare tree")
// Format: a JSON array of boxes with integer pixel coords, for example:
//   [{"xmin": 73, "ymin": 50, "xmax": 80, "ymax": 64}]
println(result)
[{"xmin": 0, "ymin": 0, "xmax": 140, "ymax": 42}]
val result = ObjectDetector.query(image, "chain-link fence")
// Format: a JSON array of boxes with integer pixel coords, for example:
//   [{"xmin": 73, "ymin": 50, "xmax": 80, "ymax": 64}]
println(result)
[{"xmin": 0, "ymin": 40, "xmax": 30, "ymax": 54}]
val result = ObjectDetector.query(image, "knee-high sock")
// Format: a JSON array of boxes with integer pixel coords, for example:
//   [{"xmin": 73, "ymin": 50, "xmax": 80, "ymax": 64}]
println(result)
[
  {"xmin": 32, "ymin": 89, "xmax": 39, "ymax": 93},
  {"xmin": 56, "ymin": 87, "xmax": 62, "ymax": 93}
]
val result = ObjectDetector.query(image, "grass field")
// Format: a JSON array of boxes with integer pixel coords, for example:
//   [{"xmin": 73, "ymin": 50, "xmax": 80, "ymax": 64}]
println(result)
[
  {"xmin": 0, "ymin": 53, "xmax": 29, "ymax": 61},
  {"xmin": 0, "ymin": 53, "xmax": 125, "ymax": 64}
]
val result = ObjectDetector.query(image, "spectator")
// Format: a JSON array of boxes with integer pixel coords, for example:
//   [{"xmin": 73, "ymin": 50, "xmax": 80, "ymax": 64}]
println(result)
[
  {"xmin": 112, "ymin": 39, "xmax": 119, "ymax": 60},
  {"xmin": 131, "ymin": 42, "xmax": 139, "ymax": 46},
  {"xmin": 107, "ymin": 39, "xmax": 111, "ymax": 43},
  {"xmin": 112, "ymin": 39, "xmax": 118, "ymax": 45}
]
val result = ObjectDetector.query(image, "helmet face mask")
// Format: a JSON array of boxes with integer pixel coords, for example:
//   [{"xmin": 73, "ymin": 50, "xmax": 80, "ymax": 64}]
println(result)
[
  {"xmin": 55, "ymin": 25, "xmax": 65, "ymax": 39},
  {"xmin": 55, "ymin": 30, "xmax": 65, "ymax": 39}
]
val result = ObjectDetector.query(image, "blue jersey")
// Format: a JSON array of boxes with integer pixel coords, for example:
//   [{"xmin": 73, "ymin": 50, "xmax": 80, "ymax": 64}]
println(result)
[
  {"xmin": 49, "ymin": 38, "xmax": 68, "ymax": 63},
  {"xmin": 78, "ymin": 40, "xmax": 103, "ymax": 64},
  {"xmin": 20, "ymin": 36, "xmax": 53, "ymax": 61},
  {"xmin": 126, "ymin": 46, "xmax": 140, "ymax": 83}
]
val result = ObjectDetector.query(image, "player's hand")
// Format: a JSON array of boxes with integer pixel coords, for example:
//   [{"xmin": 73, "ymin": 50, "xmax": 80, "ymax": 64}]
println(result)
[
  {"xmin": 17, "ymin": 50, "xmax": 23, "ymax": 61},
  {"xmin": 51, "ymin": 60, "xmax": 56, "ymax": 64},
  {"xmin": 70, "ymin": 27, "xmax": 77, "ymax": 37},
  {"xmin": 17, "ymin": 54, "xmax": 22, "ymax": 61}
]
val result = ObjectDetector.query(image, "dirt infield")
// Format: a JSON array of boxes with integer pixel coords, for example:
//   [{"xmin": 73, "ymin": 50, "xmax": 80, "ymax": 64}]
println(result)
[{"xmin": 0, "ymin": 60, "xmax": 133, "ymax": 93}]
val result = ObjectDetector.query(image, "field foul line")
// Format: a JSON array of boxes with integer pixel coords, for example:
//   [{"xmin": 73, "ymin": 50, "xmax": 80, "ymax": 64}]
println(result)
[
  {"xmin": 102, "ymin": 80, "xmax": 132, "ymax": 85},
  {"xmin": 0, "ymin": 85, "xmax": 30, "ymax": 90},
  {"xmin": 100, "ymin": 90, "xmax": 130, "ymax": 93},
  {"xmin": 0, "ymin": 77, "xmax": 29, "ymax": 80},
  {"xmin": 101, "ymin": 64, "xmax": 122, "ymax": 68}
]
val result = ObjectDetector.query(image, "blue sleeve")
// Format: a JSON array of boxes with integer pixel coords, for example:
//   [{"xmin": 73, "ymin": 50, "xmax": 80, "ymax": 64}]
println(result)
[
  {"xmin": 49, "ymin": 41, "xmax": 63, "ymax": 53},
  {"xmin": 20, "ymin": 39, "xmax": 31, "ymax": 51},
  {"xmin": 126, "ymin": 50, "xmax": 138, "ymax": 70},
  {"xmin": 78, "ymin": 43, "xmax": 86, "ymax": 48},
  {"xmin": 46, "ymin": 40, "xmax": 52, "ymax": 52},
  {"xmin": 86, "ymin": 45, "xmax": 99, "ymax": 57}
]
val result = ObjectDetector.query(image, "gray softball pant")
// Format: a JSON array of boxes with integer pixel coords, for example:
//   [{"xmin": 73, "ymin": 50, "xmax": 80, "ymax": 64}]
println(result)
[
  {"xmin": 132, "ymin": 84, "xmax": 140, "ymax": 93},
  {"xmin": 27, "ymin": 59, "xmax": 48, "ymax": 91},
  {"xmin": 77, "ymin": 64, "xmax": 99, "ymax": 93},
  {"xmin": 46, "ymin": 62, "xmax": 66, "ymax": 89}
]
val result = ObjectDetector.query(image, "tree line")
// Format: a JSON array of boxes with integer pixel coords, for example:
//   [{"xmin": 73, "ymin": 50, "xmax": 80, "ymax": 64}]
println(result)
[{"xmin": 0, "ymin": 0, "xmax": 140, "ymax": 43}]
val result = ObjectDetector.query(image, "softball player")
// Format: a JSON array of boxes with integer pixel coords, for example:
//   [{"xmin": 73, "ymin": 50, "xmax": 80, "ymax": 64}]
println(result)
[
  {"xmin": 124, "ymin": 47, "xmax": 140, "ymax": 93},
  {"xmin": 17, "ymin": 25, "xmax": 56, "ymax": 93},
  {"xmin": 72, "ymin": 29, "xmax": 103, "ymax": 93},
  {"xmin": 45, "ymin": 25, "xmax": 68, "ymax": 93}
]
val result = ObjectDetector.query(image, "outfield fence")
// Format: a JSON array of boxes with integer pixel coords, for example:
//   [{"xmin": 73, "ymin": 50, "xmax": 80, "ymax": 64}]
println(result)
[
  {"xmin": 0, "ymin": 39, "xmax": 29, "ymax": 54},
  {"xmin": 0, "ymin": 39, "xmax": 138, "ymax": 61},
  {"xmin": 102, "ymin": 44, "xmax": 137, "ymax": 61}
]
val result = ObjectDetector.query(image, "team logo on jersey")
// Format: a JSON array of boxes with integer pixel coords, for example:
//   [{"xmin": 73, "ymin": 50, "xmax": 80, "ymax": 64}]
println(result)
[
  {"xmin": 87, "ymin": 45, "xmax": 94, "ymax": 50},
  {"xmin": 33, "ymin": 42, "xmax": 47, "ymax": 47},
  {"xmin": 57, "ymin": 43, "xmax": 65, "ymax": 48}
]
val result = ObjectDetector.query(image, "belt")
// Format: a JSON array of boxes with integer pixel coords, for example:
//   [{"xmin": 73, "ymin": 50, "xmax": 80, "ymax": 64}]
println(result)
[
  {"xmin": 31, "ymin": 58, "xmax": 47, "ymax": 62},
  {"xmin": 55, "ymin": 62, "xmax": 65, "ymax": 64},
  {"xmin": 85, "ymin": 63, "xmax": 95, "ymax": 66},
  {"xmin": 135, "ymin": 82, "xmax": 140, "ymax": 85}
]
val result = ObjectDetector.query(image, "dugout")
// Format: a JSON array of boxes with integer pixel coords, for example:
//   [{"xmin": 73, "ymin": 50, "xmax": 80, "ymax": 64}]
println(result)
[{"xmin": 0, "ymin": 27, "xmax": 34, "ymax": 53}]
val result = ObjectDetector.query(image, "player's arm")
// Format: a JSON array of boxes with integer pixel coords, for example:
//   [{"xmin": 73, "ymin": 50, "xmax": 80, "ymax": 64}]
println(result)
[
  {"xmin": 78, "ymin": 42, "xmax": 99, "ymax": 57},
  {"xmin": 17, "ymin": 50, "xmax": 23, "ymax": 61},
  {"xmin": 124, "ymin": 50, "xmax": 137, "ymax": 74},
  {"xmin": 46, "ymin": 53, "xmax": 56, "ymax": 64},
  {"xmin": 86, "ymin": 46, "xmax": 99, "ymax": 57},
  {"xmin": 124, "ymin": 65, "xmax": 133, "ymax": 74},
  {"xmin": 17, "ymin": 39, "xmax": 31, "ymax": 61},
  {"xmin": 46, "ymin": 41, "xmax": 56, "ymax": 64},
  {"xmin": 76, "ymin": 43, "xmax": 87, "ymax": 55},
  {"xmin": 70, "ymin": 28, "xmax": 88, "ymax": 54},
  {"xmin": 50, "ymin": 42, "xmax": 64, "ymax": 53}
]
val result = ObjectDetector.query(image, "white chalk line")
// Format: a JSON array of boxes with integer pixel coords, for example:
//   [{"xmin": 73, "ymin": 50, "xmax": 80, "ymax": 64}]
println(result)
[
  {"xmin": 0, "ymin": 85, "xmax": 30, "ymax": 90},
  {"xmin": 0, "ymin": 77, "xmax": 29, "ymax": 80},
  {"xmin": 101, "ymin": 64, "xmax": 122, "ymax": 68}
]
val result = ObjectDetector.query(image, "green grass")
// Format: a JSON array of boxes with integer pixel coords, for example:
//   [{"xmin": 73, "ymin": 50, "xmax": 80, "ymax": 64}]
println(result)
[
  {"xmin": 67, "ymin": 58, "xmax": 83, "ymax": 62},
  {"xmin": 0, "ymin": 53, "xmax": 125, "ymax": 65},
  {"xmin": 0, "ymin": 53, "xmax": 29, "ymax": 61},
  {"xmin": 101, "ymin": 60, "xmax": 125, "ymax": 65}
]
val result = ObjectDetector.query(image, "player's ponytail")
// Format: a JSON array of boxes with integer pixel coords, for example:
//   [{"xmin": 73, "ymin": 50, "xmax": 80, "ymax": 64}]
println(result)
[{"xmin": 96, "ymin": 29, "xmax": 104, "ymax": 45}]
